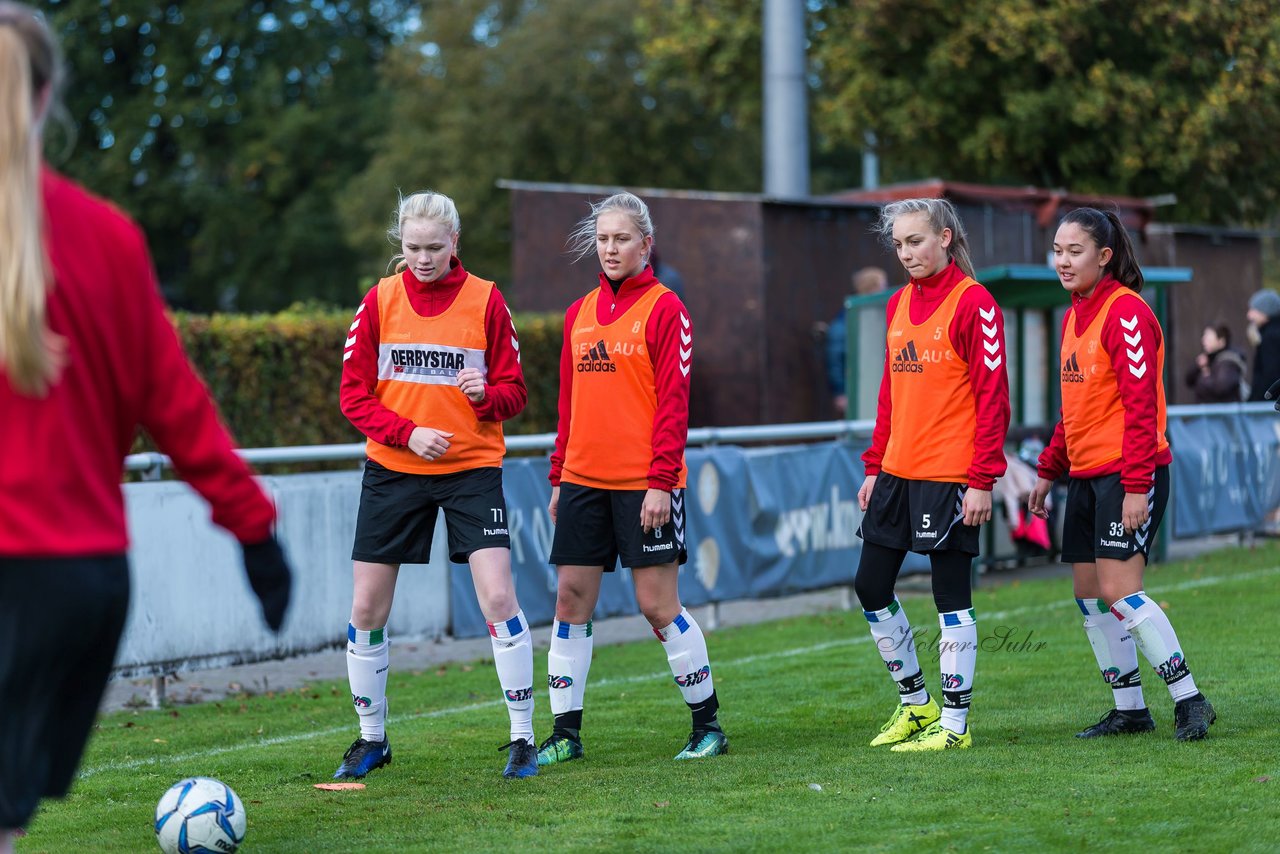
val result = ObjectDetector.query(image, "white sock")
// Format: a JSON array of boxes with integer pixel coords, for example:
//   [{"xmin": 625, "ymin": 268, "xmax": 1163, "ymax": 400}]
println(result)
[
  {"xmin": 488, "ymin": 610, "xmax": 534, "ymax": 744},
  {"xmin": 938, "ymin": 609, "xmax": 977, "ymax": 733},
  {"xmin": 1109, "ymin": 592, "xmax": 1199, "ymax": 702},
  {"xmin": 863, "ymin": 598, "xmax": 928, "ymax": 706},
  {"xmin": 1077, "ymin": 598, "xmax": 1145, "ymax": 711},
  {"xmin": 346, "ymin": 623, "xmax": 389, "ymax": 742},
  {"xmin": 655, "ymin": 609, "xmax": 719, "ymax": 728},
  {"xmin": 548, "ymin": 620, "xmax": 593, "ymax": 733}
]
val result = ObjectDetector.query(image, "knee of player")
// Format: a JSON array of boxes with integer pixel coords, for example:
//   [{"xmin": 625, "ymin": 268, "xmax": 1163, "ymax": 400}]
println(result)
[{"xmin": 350, "ymin": 595, "xmax": 393, "ymax": 630}]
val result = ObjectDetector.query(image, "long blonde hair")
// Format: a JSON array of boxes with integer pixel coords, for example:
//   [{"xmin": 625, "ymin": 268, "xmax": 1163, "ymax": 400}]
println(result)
[
  {"xmin": 875, "ymin": 197, "xmax": 976, "ymax": 279},
  {"xmin": 0, "ymin": 2, "xmax": 59, "ymax": 395}
]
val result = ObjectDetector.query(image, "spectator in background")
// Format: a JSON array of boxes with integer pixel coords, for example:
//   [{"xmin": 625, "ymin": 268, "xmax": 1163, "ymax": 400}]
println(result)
[
  {"xmin": 1246, "ymin": 289, "xmax": 1280, "ymax": 403},
  {"xmin": 1184, "ymin": 323, "xmax": 1247, "ymax": 403},
  {"xmin": 825, "ymin": 266, "xmax": 889, "ymax": 415}
]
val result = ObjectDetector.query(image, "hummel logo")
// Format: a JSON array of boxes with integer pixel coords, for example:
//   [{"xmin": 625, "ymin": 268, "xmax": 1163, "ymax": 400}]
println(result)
[
  {"xmin": 576, "ymin": 340, "xmax": 617, "ymax": 373},
  {"xmin": 891, "ymin": 340, "xmax": 924, "ymax": 373},
  {"xmin": 1062, "ymin": 351, "xmax": 1085, "ymax": 383}
]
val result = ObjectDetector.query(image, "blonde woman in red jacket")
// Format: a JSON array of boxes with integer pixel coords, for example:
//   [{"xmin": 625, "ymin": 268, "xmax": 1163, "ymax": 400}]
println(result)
[
  {"xmin": 337, "ymin": 191, "xmax": 537, "ymax": 780},
  {"xmin": 1029, "ymin": 207, "xmax": 1214, "ymax": 741},
  {"xmin": 536, "ymin": 192, "xmax": 727, "ymax": 767},
  {"xmin": 0, "ymin": 6, "xmax": 290, "ymax": 848},
  {"xmin": 854, "ymin": 198, "xmax": 1010, "ymax": 752}
]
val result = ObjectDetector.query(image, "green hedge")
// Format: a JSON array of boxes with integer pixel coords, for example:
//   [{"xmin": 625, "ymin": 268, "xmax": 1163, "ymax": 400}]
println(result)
[{"xmin": 152, "ymin": 305, "xmax": 563, "ymax": 452}]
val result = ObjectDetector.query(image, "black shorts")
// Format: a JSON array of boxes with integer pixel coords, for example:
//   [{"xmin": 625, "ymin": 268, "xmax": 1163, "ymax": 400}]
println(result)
[
  {"xmin": 549, "ymin": 483, "xmax": 688, "ymax": 570},
  {"xmin": 1061, "ymin": 467, "xmax": 1169, "ymax": 564},
  {"xmin": 0, "ymin": 555, "xmax": 130, "ymax": 828},
  {"xmin": 352, "ymin": 461, "xmax": 511, "ymax": 564},
  {"xmin": 858, "ymin": 471, "xmax": 980, "ymax": 556}
]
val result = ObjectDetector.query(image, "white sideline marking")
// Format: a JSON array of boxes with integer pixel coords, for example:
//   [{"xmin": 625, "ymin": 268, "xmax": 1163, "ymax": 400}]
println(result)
[{"xmin": 79, "ymin": 565, "xmax": 1279, "ymax": 779}]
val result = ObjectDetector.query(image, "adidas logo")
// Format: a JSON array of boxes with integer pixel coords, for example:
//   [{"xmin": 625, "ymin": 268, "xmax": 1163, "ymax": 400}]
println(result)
[
  {"xmin": 890, "ymin": 340, "xmax": 924, "ymax": 373},
  {"xmin": 576, "ymin": 339, "xmax": 617, "ymax": 373},
  {"xmin": 1062, "ymin": 351, "xmax": 1085, "ymax": 383}
]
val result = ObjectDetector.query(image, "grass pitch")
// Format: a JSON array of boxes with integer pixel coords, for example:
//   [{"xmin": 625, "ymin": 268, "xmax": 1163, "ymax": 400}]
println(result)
[{"xmin": 24, "ymin": 542, "xmax": 1280, "ymax": 852}]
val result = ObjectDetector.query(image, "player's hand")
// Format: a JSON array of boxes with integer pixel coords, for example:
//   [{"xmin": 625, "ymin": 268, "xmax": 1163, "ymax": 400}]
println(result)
[
  {"xmin": 457, "ymin": 367, "xmax": 486, "ymax": 403},
  {"xmin": 549, "ymin": 486, "xmax": 560, "ymax": 525},
  {"xmin": 1027, "ymin": 478, "xmax": 1053, "ymax": 520},
  {"xmin": 857, "ymin": 475, "xmax": 877, "ymax": 511},
  {"xmin": 962, "ymin": 488, "xmax": 992, "ymax": 527},
  {"xmin": 640, "ymin": 488, "xmax": 671, "ymax": 533},
  {"xmin": 1266, "ymin": 377, "xmax": 1280, "ymax": 411},
  {"xmin": 1122, "ymin": 491, "xmax": 1149, "ymax": 534},
  {"xmin": 408, "ymin": 426, "xmax": 453, "ymax": 460},
  {"xmin": 241, "ymin": 535, "xmax": 293, "ymax": 632}
]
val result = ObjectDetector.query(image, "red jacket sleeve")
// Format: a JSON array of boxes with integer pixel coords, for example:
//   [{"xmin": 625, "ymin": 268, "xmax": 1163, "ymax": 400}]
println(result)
[
  {"xmin": 645, "ymin": 292, "xmax": 692, "ymax": 490},
  {"xmin": 1037, "ymin": 417, "xmax": 1070, "ymax": 481},
  {"xmin": 470, "ymin": 286, "xmax": 527, "ymax": 422},
  {"xmin": 950, "ymin": 286, "xmax": 1010, "ymax": 490},
  {"xmin": 1102, "ymin": 294, "xmax": 1164, "ymax": 493},
  {"xmin": 339, "ymin": 287, "xmax": 416, "ymax": 446},
  {"xmin": 134, "ymin": 230, "xmax": 275, "ymax": 545},
  {"xmin": 549, "ymin": 300, "xmax": 583, "ymax": 487},
  {"xmin": 862, "ymin": 290, "xmax": 903, "ymax": 477}
]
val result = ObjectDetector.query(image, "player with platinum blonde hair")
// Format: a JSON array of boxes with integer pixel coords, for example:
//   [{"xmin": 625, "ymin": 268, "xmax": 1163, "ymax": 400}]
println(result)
[{"xmin": 335, "ymin": 189, "xmax": 537, "ymax": 779}]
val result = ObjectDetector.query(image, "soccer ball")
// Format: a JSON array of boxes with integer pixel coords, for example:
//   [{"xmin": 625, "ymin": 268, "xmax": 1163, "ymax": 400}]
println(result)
[{"xmin": 154, "ymin": 777, "xmax": 246, "ymax": 853}]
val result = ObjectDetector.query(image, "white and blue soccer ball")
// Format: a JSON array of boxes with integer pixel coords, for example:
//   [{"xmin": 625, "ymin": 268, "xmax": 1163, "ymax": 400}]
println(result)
[{"xmin": 154, "ymin": 776, "xmax": 247, "ymax": 853}]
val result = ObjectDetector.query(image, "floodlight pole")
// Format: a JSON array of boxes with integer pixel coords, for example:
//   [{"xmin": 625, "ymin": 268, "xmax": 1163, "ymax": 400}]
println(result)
[{"xmin": 764, "ymin": 0, "xmax": 810, "ymax": 199}]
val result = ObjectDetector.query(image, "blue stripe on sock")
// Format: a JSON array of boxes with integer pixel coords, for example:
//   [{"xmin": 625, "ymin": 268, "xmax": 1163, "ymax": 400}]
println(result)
[
  {"xmin": 504, "ymin": 615, "xmax": 524, "ymax": 636},
  {"xmin": 556, "ymin": 620, "xmax": 570, "ymax": 639},
  {"xmin": 673, "ymin": 613, "xmax": 690, "ymax": 634},
  {"xmin": 942, "ymin": 612, "xmax": 961, "ymax": 627},
  {"xmin": 1123, "ymin": 593, "xmax": 1147, "ymax": 610},
  {"xmin": 1075, "ymin": 598, "xmax": 1090, "ymax": 616},
  {"xmin": 347, "ymin": 623, "xmax": 356, "ymax": 642}
]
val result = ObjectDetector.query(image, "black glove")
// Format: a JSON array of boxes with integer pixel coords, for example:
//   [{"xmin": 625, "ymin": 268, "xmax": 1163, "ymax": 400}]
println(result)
[
  {"xmin": 1267, "ymin": 378, "xmax": 1280, "ymax": 411},
  {"xmin": 242, "ymin": 535, "xmax": 293, "ymax": 632}
]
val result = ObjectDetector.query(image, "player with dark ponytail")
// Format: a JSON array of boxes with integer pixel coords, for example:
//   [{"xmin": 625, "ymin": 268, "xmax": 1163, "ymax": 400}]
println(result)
[{"xmin": 1029, "ymin": 207, "xmax": 1215, "ymax": 741}]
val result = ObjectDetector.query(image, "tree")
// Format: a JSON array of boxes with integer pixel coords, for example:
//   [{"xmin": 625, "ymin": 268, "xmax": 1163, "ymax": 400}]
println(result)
[
  {"xmin": 44, "ymin": 0, "xmax": 408, "ymax": 310},
  {"xmin": 815, "ymin": 0, "xmax": 1280, "ymax": 222},
  {"xmin": 639, "ymin": 0, "xmax": 1280, "ymax": 224},
  {"xmin": 338, "ymin": 0, "xmax": 761, "ymax": 290}
]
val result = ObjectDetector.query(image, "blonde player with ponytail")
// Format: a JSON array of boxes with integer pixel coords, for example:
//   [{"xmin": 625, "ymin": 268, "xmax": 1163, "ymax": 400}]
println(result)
[
  {"xmin": 0, "ymin": 5, "xmax": 291, "ymax": 847},
  {"xmin": 853, "ymin": 198, "xmax": 1010, "ymax": 752}
]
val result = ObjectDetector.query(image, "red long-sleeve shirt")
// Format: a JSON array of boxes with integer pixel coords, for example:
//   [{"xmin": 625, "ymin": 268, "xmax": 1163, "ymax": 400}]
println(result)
[
  {"xmin": 339, "ymin": 259, "xmax": 526, "ymax": 445},
  {"xmin": 0, "ymin": 169, "xmax": 274, "ymax": 556},
  {"xmin": 1037, "ymin": 276, "xmax": 1172, "ymax": 493},
  {"xmin": 549, "ymin": 267, "xmax": 690, "ymax": 491},
  {"xmin": 862, "ymin": 262, "xmax": 1011, "ymax": 491}
]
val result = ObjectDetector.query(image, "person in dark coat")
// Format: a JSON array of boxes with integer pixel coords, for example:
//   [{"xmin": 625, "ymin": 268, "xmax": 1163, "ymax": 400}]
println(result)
[
  {"xmin": 1184, "ymin": 323, "xmax": 1247, "ymax": 403},
  {"xmin": 1246, "ymin": 289, "xmax": 1280, "ymax": 403}
]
